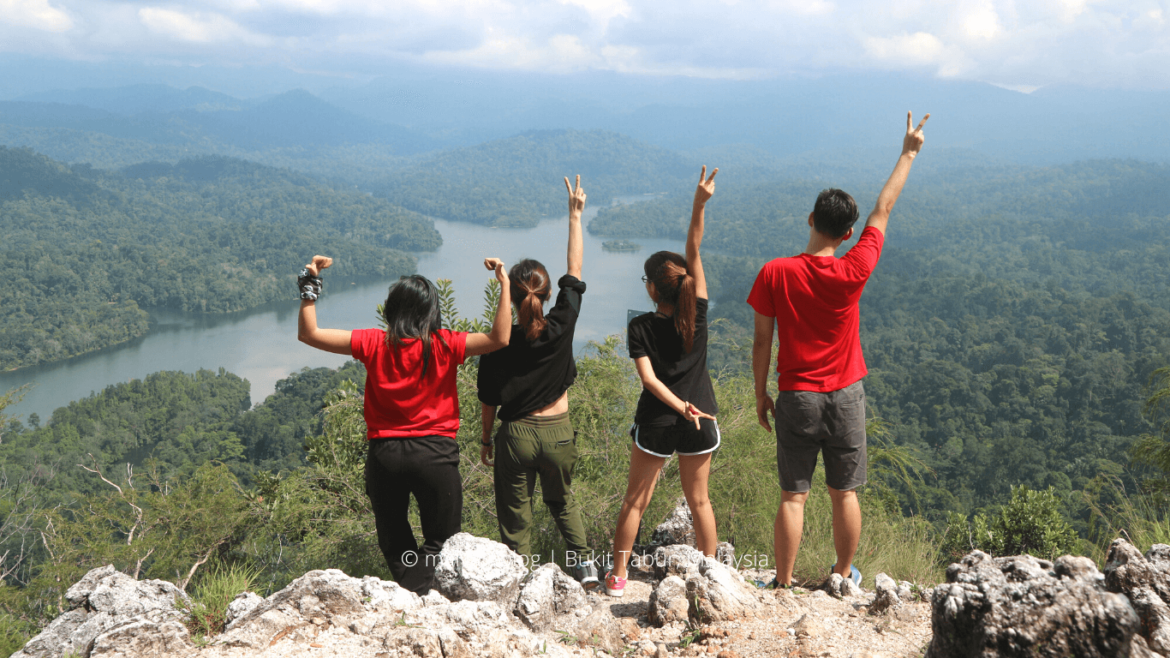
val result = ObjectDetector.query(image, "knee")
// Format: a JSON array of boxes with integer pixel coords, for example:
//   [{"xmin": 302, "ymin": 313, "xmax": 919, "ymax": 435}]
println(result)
[{"xmin": 827, "ymin": 486, "xmax": 858, "ymax": 504}]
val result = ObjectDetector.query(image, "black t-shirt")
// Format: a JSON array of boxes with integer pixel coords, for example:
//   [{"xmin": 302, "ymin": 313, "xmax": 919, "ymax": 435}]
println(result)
[
  {"xmin": 477, "ymin": 275, "xmax": 585, "ymax": 422},
  {"xmin": 627, "ymin": 297, "xmax": 718, "ymax": 426}
]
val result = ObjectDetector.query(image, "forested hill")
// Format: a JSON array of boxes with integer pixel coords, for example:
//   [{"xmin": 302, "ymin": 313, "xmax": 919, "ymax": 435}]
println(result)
[
  {"xmin": 368, "ymin": 130, "xmax": 696, "ymax": 227},
  {"xmin": 0, "ymin": 148, "xmax": 438, "ymax": 371}
]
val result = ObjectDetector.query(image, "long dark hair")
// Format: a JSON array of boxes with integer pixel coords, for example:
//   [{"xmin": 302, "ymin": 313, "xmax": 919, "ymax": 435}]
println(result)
[
  {"xmin": 510, "ymin": 259, "xmax": 550, "ymax": 342},
  {"xmin": 644, "ymin": 251, "xmax": 697, "ymax": 352},
  {"xmin": 383, "ymin": 274, "xmax": 445, "ymax": 378}
]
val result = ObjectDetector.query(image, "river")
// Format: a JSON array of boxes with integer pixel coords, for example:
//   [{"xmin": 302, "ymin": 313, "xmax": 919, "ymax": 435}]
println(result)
[{"xmin": 0, "ymin": 202, "xmax": 683, "ymax": 422}]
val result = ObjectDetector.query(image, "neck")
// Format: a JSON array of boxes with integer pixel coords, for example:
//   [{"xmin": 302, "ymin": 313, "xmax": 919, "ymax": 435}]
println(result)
[
  {"xmin": 656, "ymin": 303, "xmax": 675, "ymax": 317},
  {"xmin": 804, "ymin": 233, "xmax": 842, "ymax": 257}
]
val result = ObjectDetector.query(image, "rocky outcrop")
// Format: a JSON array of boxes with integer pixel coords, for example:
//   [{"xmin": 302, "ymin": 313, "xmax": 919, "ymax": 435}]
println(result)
[
  {"xmin": 686, "ymin": 557, "xmax": 762, "ymax": 624},
  {"xmin": 1103, "ymin": 539, "xmax": 1170, "ymax": 656},
  {"xmin": 648, "ymin": 575, "xmax": 689, "ymax": 626},
  {"xmin": 13, "ymin": 565, "xmax": 192, "ymax": 658},
  {"xmin": 925, "ymin": 550, "xmax": 1142, "ymax": 657},
  {"xmin": 434, "ymin": 532, "xmax": 528, "ymax": 604},
  {"xmin": 513, "ymin": 562, "xmax": 589, "ymax": 631}
]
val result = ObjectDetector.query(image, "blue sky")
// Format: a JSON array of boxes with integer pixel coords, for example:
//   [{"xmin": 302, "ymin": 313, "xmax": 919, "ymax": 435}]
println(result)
[{"xmin": 1, "ymin": 0, "xmax": 1168, "ymax": 90}]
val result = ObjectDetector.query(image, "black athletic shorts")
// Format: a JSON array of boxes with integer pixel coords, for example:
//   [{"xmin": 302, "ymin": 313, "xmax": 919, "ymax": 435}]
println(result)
[
  {"xmin": 631, "ymin": 416, "xmax": 720, "ymax": 458},
  {"xmin": 774, "ymin": 380, "xmax": 867, "ymax": 493}
]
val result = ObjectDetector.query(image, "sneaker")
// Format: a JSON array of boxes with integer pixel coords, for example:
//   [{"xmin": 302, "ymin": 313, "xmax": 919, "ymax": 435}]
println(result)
[
  {"xmin": 604, "ymin": 571, "xmax": 626, "ymax": 597},
  {"xmin": 753, "ymin": 578, "xmax": 791, "ymax": 590},
  {"xmin": 574, "ymin": 560, "xmax": 600, "ymax": 591},
  {"xmin": 830, "ymin": 563, "xmax": 862, "ymax": 586}
]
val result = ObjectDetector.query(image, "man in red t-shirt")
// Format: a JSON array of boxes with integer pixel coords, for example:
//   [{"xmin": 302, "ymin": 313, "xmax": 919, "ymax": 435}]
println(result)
[{"xmin": 748, "ymin": 112, "xmax": 930, "ymax": 589}]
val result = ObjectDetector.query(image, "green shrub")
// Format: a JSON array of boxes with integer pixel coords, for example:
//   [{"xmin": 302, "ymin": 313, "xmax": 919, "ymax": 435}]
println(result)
[
  {"xmin": 180, "ymin": 563, "xmax": 260, "ymax": 641},
  {"xmin": 0, "ymin": 610, "xmax": 35, "ymax": 657},
  {"xmin": 941, "ymin": 485, "xmax": 1078, "ymax": 561}
]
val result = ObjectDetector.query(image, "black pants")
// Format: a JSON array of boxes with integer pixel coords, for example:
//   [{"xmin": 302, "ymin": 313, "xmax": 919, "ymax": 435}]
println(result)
[{"xmin": 365, "ymin": 435, "xmax": 463, "ymax": 594}]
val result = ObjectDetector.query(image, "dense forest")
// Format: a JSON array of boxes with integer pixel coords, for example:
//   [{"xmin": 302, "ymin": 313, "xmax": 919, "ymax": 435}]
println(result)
[
  {"xmin": 369, "ymin": 130, "xmax": 697, "ymax": 227},
  {"xmin": 0, "ymin": 148, "xmax": 439, "ymax": 370}
]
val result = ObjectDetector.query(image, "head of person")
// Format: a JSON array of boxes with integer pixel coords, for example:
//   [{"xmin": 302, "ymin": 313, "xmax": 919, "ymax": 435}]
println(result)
[
  {"xmin": 509, "ymin": 259, "xmax": 551, "ymax": 342},
  {"xmin": 383, "ymin": 274, "xmax": 443, "ymax": 377},
  {"xmin": 811, "ymin": 188, "xmax": 860, "ymax": 241},
  {"xmin": 643, "ymin": 251, "xmax": 697, "ymax": 352}
]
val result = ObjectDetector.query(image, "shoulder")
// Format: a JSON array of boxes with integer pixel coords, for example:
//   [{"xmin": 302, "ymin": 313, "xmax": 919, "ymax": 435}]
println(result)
[
  {"xmin": 350, "ymin": 328, "xmax": 385, "ymax": 353},
  {"xmin": 437, "ymin": 329, "xmax": 468, "ymax": 350}
]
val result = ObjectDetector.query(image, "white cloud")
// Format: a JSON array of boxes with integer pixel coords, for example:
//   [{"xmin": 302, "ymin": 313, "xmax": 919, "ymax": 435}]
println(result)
[
  {"xmin": 138, "ymin": 7, "xmax": 269, "ymax": 44},
  {"xmin": 864, "ymin": 31, "xmax": 947, "ymax": 64},
  {"xmin": 0, "ymin": 0, "xmax": 72, "ymax": 31},
  {"xmin": 1, "ymin": 0, "xmax": 1168, "ymax": 89}
]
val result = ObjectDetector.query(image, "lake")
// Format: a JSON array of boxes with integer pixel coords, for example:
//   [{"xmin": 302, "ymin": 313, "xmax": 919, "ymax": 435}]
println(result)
[{"xmin": 0, "ymin": 202, "xmax": 683, "ymax": 422}]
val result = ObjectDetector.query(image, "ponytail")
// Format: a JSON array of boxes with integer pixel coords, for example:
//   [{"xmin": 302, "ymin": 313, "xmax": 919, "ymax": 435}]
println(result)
[
  {"xmin": 644, "ymin": 251, "xmax": 698, "ymax": 353},
  {"xmin": 509, "ymin": 259, "xmax": 551, "ymax": 342}
]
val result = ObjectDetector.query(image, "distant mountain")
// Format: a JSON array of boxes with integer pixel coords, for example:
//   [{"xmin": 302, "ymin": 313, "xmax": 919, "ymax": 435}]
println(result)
[
  {"xmin": 370, "ymin": 129, "xmax": 696, "ymax": 226},
  {"xmin": 0, "ymin": 88, "xmax": 437, "ymax": 163},
  {"xmin": 17, "ymin": 84, "xmax": 244, "ymax": 114},
  {"xmin": 325, "ymin": 71, "xmax": 1170, "ymax": 166}
]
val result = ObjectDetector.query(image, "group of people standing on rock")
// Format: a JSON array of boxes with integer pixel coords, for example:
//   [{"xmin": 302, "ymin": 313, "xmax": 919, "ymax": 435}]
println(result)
[{"xmin": 296, "ymin": 111, "xmax": 931, "ymax": 597}]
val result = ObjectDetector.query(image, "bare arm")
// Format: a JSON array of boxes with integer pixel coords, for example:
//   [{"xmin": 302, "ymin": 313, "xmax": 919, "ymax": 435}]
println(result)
[
  {"xmin": 296, "ymin": 255, "xmax": 352, "ymax": 355},
  {"xmin": 634, "ymin": 356, "xmax": 714, "ymax": 430},
  {"xmin": 865, "ymin": 111, "xmax": 930, "ymax": 236},
  {"xmin": 466, "ymin": 258, "xmax": 513, "ymax": 356},
  {"xmin": 688, "ymin": 166, "xmax": 716, "ymax": 300},
  {"xmin": 480, "ymin": 403, "xmax": 497, "ymax": 466},
  {"xmin": 752, "ymin": 312, "xmax": 776, "ymax": 431},
  {"xmin": 565, "ymin": 175, "xmax": 584, "ymax": 279}
]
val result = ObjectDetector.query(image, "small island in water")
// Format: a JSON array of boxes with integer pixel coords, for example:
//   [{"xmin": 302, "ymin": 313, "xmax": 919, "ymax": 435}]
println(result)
[{"xmin": 602, "ymin": 239, "xmax": 642, "ymax": 253}]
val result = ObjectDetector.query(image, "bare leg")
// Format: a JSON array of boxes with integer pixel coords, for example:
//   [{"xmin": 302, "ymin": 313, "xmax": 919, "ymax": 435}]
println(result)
[
  {"xmin": 828, "ymin": 486, "xmax": 861, "ymax": 577},
  {"xmin": 774, "ymin": 490, "xmax": 808, "ymax": 585},
  {"xmin": 677, "ymin": 452, "xmax": 716, "ymax": 557},
  {"xmin": 611, "ymin": 445, "xmax": 666, "ymax": 579}
]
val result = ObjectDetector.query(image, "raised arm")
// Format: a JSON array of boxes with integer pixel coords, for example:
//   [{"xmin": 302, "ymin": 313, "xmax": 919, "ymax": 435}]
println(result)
[
  {"xmin": 297, "ymin": 255, "xmax": 352, "ymax": 355},
  {"xmin": 565, "ymin": 175, "xmax": 585, "ymax": 279},
  {"xmin": 687, "ymin": 166, "xmax": 716, "ymax": 300},
  {"xmin": 466, "ymin": 258, "xmax": 512, "ymax": 356},
  {"xmin": 865, "ymin": 111, "xmax": 929, "ymax": 236}
]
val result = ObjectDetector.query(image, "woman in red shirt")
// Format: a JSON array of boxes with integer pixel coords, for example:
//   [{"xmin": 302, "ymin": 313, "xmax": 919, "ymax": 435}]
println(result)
[{"xmin": 296, "ymin": 255, "xmax": 512, "ymax": 594}]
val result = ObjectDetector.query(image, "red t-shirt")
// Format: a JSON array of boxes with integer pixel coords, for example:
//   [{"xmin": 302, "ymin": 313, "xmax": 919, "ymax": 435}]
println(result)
[
  {"xmin": 746, "ymin": 226, "xmax": 884, "ymax": 393},
  {"xmin": 350, "ymin": 328, "xmax": 468, "ymax": 439}
]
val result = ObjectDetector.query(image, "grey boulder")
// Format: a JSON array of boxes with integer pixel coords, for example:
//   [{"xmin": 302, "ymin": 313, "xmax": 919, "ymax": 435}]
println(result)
[{"xmin": 434, "ymin": 532, "xmax": 527, "ymax": 604}]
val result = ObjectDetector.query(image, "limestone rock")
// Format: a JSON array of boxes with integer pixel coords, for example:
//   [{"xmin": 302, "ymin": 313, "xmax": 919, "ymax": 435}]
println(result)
[
  {"xmin": 514, "ymin": 563, "xmax": 588, "ymax": 631},
  {"xmin": 651, "ymin": 498, "xmax": 696, "ymax": 547},
  {"xmin": 13, "ymin": 565, "xmax": 189, "ymax": 658},
  {"xmin": 716, "ymin": 542, "xmax": 735, "ymax": 568},
  {"xmin": 223, "ymin": 592, "xmax": 263, "ymax": 629},
  {"xmin": 434, "ymin": 532, "xmax": 527, "ymax": 604},
  {"xmin": 925, "ymin": 550, "xmax": 1140, "ymax": 657},
  {"xmin": 571, "ymin": 605, "xmax": 624, "ymax": 656},
  {"xmin": 686, "ymin": 557, "xmax": 761, "ymax": 623},
  {"xmin": 1105, "ymin": 539, "xmax": 1170, "ymax": 602},
  {"xmin": 88, "ymin": 619, "xmax": 193, "ymax": 658},
  {"xmin": 648, "ymin": 575, "xmax": 689, "ymax": 626},
  {"xmin": 1102, "ymin": 538, "xmax": 1170, "ymax": 655},
  {"xmin": 870, "ymin": 573, "xmax": 900, "ymax": 614},
  {"xmin": 652, "ymin": 544, "xmax": 703, "ymax": 580},
  {"xmin": 792, "ymin": 613, "xmax": 824, "ymax": 638}
]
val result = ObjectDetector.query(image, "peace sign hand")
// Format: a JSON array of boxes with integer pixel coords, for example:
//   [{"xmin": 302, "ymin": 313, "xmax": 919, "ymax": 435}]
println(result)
[
  {"xmin": 694, "ymin": 165, "xmax": 718, "ymax": 206},
  {"xmin": 903, "ymin": 111, "xmax": 930, "ymax": 157},
  {"xmin": 564, "ymin": 175, "xmax": 586, "ymax": 218}
]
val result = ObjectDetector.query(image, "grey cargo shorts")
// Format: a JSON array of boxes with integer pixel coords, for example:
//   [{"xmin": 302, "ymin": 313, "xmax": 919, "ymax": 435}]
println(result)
[{"xmin": 774, "ymin": 380, "xmax": 867, "ymax": 493}]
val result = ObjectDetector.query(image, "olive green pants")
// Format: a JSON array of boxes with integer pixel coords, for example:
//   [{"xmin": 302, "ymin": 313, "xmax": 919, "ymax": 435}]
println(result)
[{"xmin": 493, "ymin": 412, "xmax": 589, "ymax": 558}]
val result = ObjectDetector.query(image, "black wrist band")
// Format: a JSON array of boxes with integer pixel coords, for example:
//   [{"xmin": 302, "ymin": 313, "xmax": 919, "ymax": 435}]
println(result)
[{"xmin": 297, "ymin": 268, "xmax": 323, "ymax": 301}]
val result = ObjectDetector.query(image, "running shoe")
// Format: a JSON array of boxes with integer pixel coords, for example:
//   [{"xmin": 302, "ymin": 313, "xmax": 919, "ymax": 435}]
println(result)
[
  {"xmin": 830, "ymin": 563, "xmax": 862, "ymax": 586},
  {"xmin": 604, "ymin": 571, "xmax": 626, "ymax": 597},
  {"xmin": 574, "ymin": 560, "xmax": 600, "ymax": 591}
]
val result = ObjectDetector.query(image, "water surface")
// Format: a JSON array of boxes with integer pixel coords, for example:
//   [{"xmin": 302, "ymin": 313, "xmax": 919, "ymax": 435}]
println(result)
[{"xmin": 1, "ymin": 203, "xmax": 682, "ymax": 421}]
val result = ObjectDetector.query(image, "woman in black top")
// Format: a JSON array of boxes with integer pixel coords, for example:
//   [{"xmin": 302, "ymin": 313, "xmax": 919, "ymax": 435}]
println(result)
[
  {"xmin": 605, "ymin": 167, "xmax": 720, "ymax": 598},
  {"xmin": 477, "ymin": 176, "xmax": 599, "ymax": 589}
]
